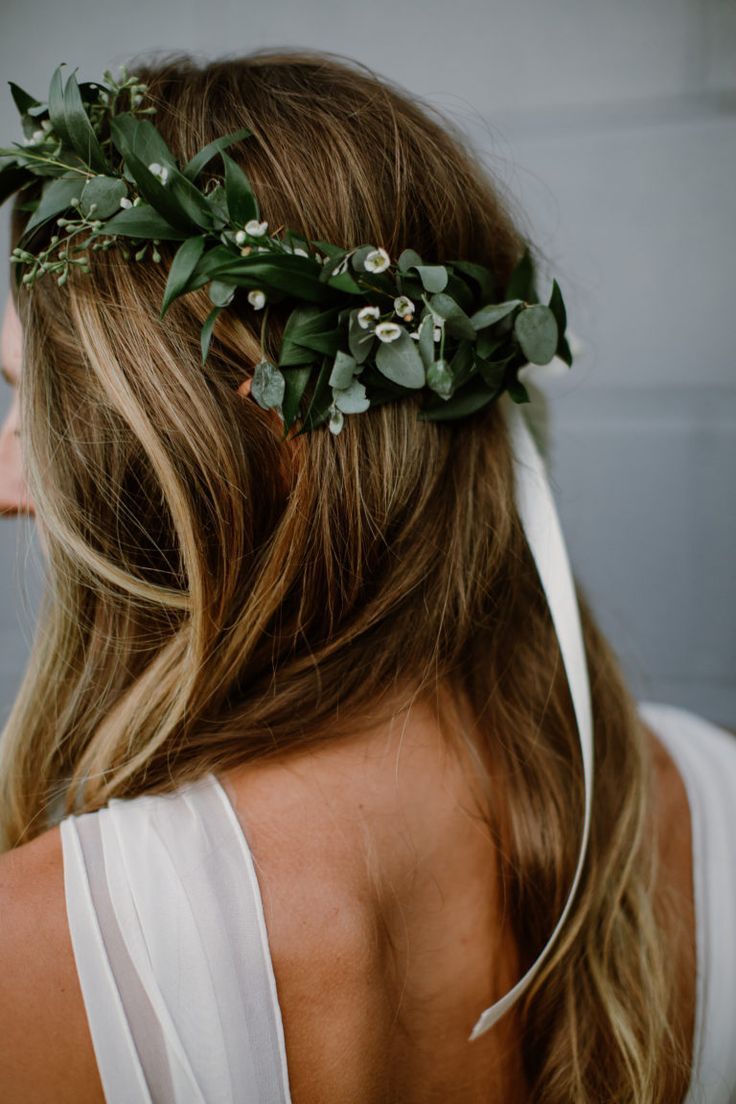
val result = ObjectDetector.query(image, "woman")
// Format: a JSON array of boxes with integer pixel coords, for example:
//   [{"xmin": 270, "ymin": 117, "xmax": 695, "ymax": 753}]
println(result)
[{"xmin": 0, "ymin": 48, "xmax": 733, "ymax": 1103}]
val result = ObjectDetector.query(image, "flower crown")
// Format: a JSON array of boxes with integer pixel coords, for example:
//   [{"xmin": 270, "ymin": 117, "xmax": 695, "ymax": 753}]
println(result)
[{"xmin": 1, "ymin": 62, "xmax": 574, "ymax": 437}]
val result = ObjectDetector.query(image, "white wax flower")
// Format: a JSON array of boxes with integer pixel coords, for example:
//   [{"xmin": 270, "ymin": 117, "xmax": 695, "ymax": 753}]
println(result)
[
  {"xmin": 364, "ymin": 247, "xmax": 390, "ymax": 273},
  {"xmin": 234, "ymin": 230, "xmax": 247, "ymax": 245},
  {"xmin": 393, "ymin": 295, "xmax": 414, "ymax": 319},
  {"xmin": 119, "ymin": 197, "xmax": 133, "ymax": 209},
  {"xmin": 248, "ymin": 289, "xmax": 266, "ymax": 310},
  {"xmin": 245, "ymin": 219, "xmax": 269, "ymax": 237},
  {"xmin": 433, "ymin": 325, "xmax": 442, "ymax": 342},
  {"xmin": 375, "ymin": 321, "xmax": 402, "ymax": 343},
  {"xmin": 357, "ymin": 305, "xmax": 380, "ymax": 329}
]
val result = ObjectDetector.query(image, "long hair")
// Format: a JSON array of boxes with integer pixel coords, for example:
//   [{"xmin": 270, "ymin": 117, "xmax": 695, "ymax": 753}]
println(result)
[{"xmin": 1, "ymin": 48, "xmax": 691, "ymax": 1100}]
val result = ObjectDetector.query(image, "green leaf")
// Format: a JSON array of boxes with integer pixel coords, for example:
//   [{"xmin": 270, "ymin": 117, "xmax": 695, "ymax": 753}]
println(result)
[
  {"xmin": 160, "ymin": 235, "xmax": 206, "ymax": 319},
  {"xmin": 548, "ymin": 278, "xmax": 567, "ymax": 334},
  {"xmin": 514, "ymin": 304, "xmax": 558, "ymax": 365},
  {"xmin": 0, "ymin": 161, "xmax": 33, "ymax": 205},
  {"xmin": 470, "ymin": 299, "xmax": 522, "ymax": 331},
  {"xmin": 78, "ymin": 175, "xmax": 127, "ymax": 219},
  {"xmin": 409, "ymin": 265, "xmax": 448, "ymax": 293},
  {"xmin": 103, "ymin": 204, "xmax": 189, "ymax": 240},
  {"xmin": 417, "ymin": 377, "xmax": 497, "ymax": 422},
  {"xmin": 425, "ymin": 358, "xmax": 453, "ymax": 399},
  {"xmin": 507, "ymin": 377, "xmax": 531, "ymax": 404},
  {"xmin": 476, "ymin": 355, "xmax": 512, "ymax": 391},
  {"xmin": 22, "ymin": 173, "xmax": 81, "ymax": 235},
  {"xmin": 426, "ymin": 293, "xmax": 476, "ymax": 340},
  {"xmin": 397, "ymin": 248, "xmax": 423, "ymax": 272},
  {"xmin": 333, "ymin": 377, "xmax": 370, "ymax": 414},
  {"xmin": 556, "ymin": 332, "xmax": 573, "ymax": 367},
  {"xmin": 450, "ymin": 260, "xmax": 495, "ymax": 302},
  {"xmin": 279, "ymin": 306, "xmax": 342, "ymax": 367},
  {"xmin": 61, "ymin": 67, "xmax": 110, "ymax": 174},
  {"xmin": 416, "ymin": 313, "xmax": 435, "ymax": 370},
  {"xmin": 329, "ymin": 350, "xmax": 358, "ymax": 389},
  {"xmin": 9, "ymin": 81, "xmax": 42, "ymax": 116},
  {"xmin": 208, "ymin": 279, "xmax": 237, "ymax": 307},
  {"xmin": 200, "ymin": 305, "xmax": 222, "ymax": 365},
  {"xmin": 47, "ymin": 65, "xmax": 75, "ymax": 151},
  {"xmin": 505, "ymin": 245, "xmax": 539, "ymax": 303},
  {"xmin": 293, "ymin": 356, "xmax": 333, "ymax": 436},
  {"xmin": 221, "ymin": 150, "xmax": 259, "ymax": 225},
  {"xmin": 182, "ymin": 128, "xmax": 253, "ymax": 183},
  {"xmin": 348, "ymin": 310, "xmax": 375, "ymax": 364},
  {"xmin": 109, "ymin": 114, "xmax": 177, "ymax": 173},
  {"xmin": 449, "ymin": 339, "xmax": 475, "ymax": 390},
  {"xmin": 197, "ymin": 254, "xmax": 333, "ymax": 303},
  {"xmin": 251, "ymin": 360, "xmax": 286, "ymax": 410},
  {"xmin": 374, "ymin": 328, "xmax": 425, "ymax": 389},
  {"xmin": 281, "ymin": 365, "xmax": 313, "ymax": 433},
  {"xmin": 326, "ymin": 269, "xmax": 362, "ymax": 294}
]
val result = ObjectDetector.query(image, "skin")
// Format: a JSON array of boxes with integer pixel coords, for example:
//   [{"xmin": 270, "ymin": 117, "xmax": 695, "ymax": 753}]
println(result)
[{"xmin": 0, "ymin": 290, "xmax": 697, "ymax": 1101}]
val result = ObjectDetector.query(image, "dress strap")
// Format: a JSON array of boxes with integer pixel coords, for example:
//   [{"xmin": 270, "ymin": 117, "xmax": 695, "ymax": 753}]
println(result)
[{"xmin": 468, "ymin": 396, "xmax": 594, "ymax": 1041}]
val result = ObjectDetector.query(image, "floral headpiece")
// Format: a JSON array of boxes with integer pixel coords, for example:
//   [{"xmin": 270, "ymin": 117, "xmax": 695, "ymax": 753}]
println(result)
[{"xmin": 1, "ymin": 63, "xmax": 574, "ymax": 437}]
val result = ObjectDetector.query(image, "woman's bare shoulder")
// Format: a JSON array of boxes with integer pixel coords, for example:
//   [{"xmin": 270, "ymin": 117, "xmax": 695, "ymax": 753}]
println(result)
[{"xmin": 0, "ymin": 825, "xmax": 105, "ymax": 1103}]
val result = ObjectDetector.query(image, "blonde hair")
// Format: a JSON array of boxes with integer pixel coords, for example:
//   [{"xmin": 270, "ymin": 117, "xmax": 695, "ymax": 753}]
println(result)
[{"xmin": 2, "ymin": 48, "xmax": 691, "ymax": 1100}]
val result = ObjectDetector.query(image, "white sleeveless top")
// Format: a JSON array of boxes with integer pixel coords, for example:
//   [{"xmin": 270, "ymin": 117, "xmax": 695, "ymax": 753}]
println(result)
[{"xmin": 59, "ymin": 699, "xmax": 736, "ymax": 1103}]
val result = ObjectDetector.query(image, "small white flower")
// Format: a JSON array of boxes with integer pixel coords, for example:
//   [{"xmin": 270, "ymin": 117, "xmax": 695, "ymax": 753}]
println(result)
[
  {"xmin": 245, "ymin": 219, "xmax": 269, "ymax": 237},
  {"xmin": 433, "ymin": 325, "xmax": 442, "ymax": 342},
  {"xmin": 393, "ymin": 295, "xmax": 414, "ymax": 320},
  {"xmin": 234, "ymin": 229, "xmax": 247, "ymax": 245},
  {"xmin": 409, "ymin": 330, "xmax": 421, "ymax": 341},
  {"xmin": 248, "ymin": 289, "xmax": 266, "ymax": 310},
  {"xmin": 292, "ymin": 247, "xmax": 309, "ymax": 257},
  {"xmin": 357, "ymin": 305, "xmax": 381, "ymax": 329},
  {"xmin": 41, "ymin": 118, "xmax": 53, "ymax": 132},
  {"xmin": 119, "ymin": 197, "xmax": 133, "ymax": 209},
  {"xmin": 375, "ymin": 321, "xmax": 402, "ymax": 343},
  {"xmin": 31, "ymin": 129, "xmax": 45, "ymax": 143},
  {"xmin": 148, "ymin": 162, "xmax": 170, "ymax": 184},
  {"xmin": 364, "ymin": 247, "xmax": 391, "ymax": 273}
]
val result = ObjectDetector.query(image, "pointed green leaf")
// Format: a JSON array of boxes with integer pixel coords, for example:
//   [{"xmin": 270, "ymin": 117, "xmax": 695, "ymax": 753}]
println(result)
[
  {"xmin": 281, "ymin": 364, "xmax": 313, "ymax": 432},
  {"xmin": 182, "ymin": 128, "xmax": 253, "ymax": 183},
  {"xmin": 221, "ymin": 150, "xmax": 259, "ymax": 225},
  {"xmin": 103, "ymin": 203, "xmax": 189, "ymax": 240},
  {"xmin": 505, "ymin": 245, "xmax": 539, "ymax": 303},
  {"xmin": 22, "ymin": 173, "xmax": 81, "ymax": 235},
  {"xmin": 62, "ymin": 67, "xmax": 110, "ymax": 174},
  {"xmin": 375, "ymin": 328, "xmax": 425, "ymax": 389},
  {"xmin": 48, "ymin": 65, "xmax": 74, "ymax": 151},
  {"xmin": 201, "ymin": 305, "xmax": 222, "ymax": 365},
  {"xmin": 450, "ymin": 260, "xmax": 495, "ymax": 302},
  {"xmin": 160, "ymin": 235, "xmax": 206, "ymax": 319},
  {"xmin": 9, "ymin": 81, "xmax": 42, "ymax": 116},
  {"xmin": 514, "ymin": 304, "xmax": 558, "ymax": 365}
]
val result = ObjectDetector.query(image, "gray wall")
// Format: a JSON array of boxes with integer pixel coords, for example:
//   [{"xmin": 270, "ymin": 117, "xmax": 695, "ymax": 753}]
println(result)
[{"xmin": 1, "ymin": 0, "xmax": 734, "ymax": 728}]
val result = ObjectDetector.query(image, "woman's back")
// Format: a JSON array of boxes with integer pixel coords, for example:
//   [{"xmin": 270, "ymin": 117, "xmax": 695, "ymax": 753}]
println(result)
[{"xmin": 57, "ymin": 694, "xmax": 730, "ymax": 1103}]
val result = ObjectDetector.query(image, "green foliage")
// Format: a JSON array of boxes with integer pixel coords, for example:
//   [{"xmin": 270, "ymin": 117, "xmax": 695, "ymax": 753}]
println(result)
[{"xmin": 2, "ymin": 61, "xmax": 575, "ymax": 437}]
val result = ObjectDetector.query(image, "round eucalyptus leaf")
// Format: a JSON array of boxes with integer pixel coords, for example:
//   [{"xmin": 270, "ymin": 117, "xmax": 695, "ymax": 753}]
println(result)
[
  {"xmin": 329, "ymin": 350, "xmax": 358, "ymax": 389},
  {"xmin": 251, "ymin": 360, "xmax": 285, "ymax": 410},
  {"xmin": 514, "ymin": 304, "xmax": 558, "ymax": 365},
  {"xmin": 79, "ymin": 175, "xmax": 128, "ymax": 219},
  {"xmin": 208, "ymin": 279, "xmax": 236, "ymax": 307},
  {"xmin": 333, "ymin": 378, "xmax": 370, "ymax": 414},
  {"xmin": 375, "ymin": 328, "xmax": 425, "ymax": 389}
]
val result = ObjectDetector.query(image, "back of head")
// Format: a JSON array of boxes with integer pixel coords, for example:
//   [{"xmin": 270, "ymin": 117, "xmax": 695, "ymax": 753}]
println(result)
[{"xmin": 1, "ymin": 48, "xmax": 691, "ymax": 1102}]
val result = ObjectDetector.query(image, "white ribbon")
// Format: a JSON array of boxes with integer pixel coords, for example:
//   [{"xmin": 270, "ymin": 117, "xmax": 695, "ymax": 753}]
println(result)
[{"xmin": 468, "ymin": 395, "xmax": 594, "ymax": 1042}]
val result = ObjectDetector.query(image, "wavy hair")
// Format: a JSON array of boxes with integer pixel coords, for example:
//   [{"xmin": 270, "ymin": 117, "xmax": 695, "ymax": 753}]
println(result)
[{"xmin": 1, "ymin": 48, "xmax": 691, "ymax": 1101}]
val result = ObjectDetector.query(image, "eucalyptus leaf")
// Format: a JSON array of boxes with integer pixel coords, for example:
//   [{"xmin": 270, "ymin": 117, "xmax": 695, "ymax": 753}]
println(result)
[
  {"xmin": 159, "ymin": 236, "xmax": 206, "ymax": 319},
  {"xmin": 426, "ymin": 293, "xmax": 476, "ymax": 340},
  {"xmin": 208, "ymin": 279, "xmax": 237, "ymax": 307},
  {"xmin": 416, "ymin": 313, "xmax": 434, "ymax": 370},
  {"xmin": 329, "ymin": 350, "xmax": 358, "ymax": 389},
  {"xmin": 375, "ymin": 328, "xmax": 425, "ymax": 389},
  {"xmin": 426, "ymin": 358, "xmax": 453, "ymax": 399},
  {"xmin": 409, "ymin": 265, "xmax": 448, "ymax": 293},
  {"xmin": 251, "ymin": 360, "xmax": 285, "ymax": 410},
  {"xmin": 79, "ymin": 175, "xmax": 128, "ymax": 219},
  {"xmin": 397, "ymin": 248, "xmax": 423, "ymax": 272},
  {"xmin": 514, "ymin": 304, "xmax": 558, "ymax": 365},
  {"xmin": 348, "ymin": 310, "xmax": 375, "ymax": 364},
  {"xmin": 470, "ymin": 299, "xmax": 522, "ymax": 331},
  {"xmin": 333, "ymin": 377, "xmax": 370, "ymax": 414}
]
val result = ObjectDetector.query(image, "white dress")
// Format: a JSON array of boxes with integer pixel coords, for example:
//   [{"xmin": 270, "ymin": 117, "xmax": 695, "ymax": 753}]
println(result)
[{"xmin": 59, "ymin": 699, "xmax": 736, "ymax": 1104}]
